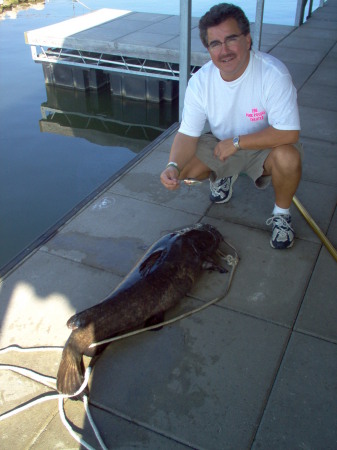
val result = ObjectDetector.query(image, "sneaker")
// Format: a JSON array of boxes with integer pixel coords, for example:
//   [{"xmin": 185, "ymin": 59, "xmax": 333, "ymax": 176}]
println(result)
[
  {"xmin": 266, "ymin": 214, "xmax": 294, "ymax": 249},
  {"xmin": 210, "ymin": 175, "xmax": 238, "ymax": 203}
]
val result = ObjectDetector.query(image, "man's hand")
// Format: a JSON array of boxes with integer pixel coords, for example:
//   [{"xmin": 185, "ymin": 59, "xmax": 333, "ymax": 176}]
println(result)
[
  {"xmin": 214, "ymin": 138, "xmax": 237, "ymax": 161},
  {"xmin": 160, "ymin": 166, "xmax": 180, "ymax": 190}
]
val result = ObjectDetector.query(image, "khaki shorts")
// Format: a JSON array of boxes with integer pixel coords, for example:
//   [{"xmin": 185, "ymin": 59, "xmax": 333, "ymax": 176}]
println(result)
[{"xmin": 195, "ymin": 133, "xmax": 303, "ymax": 189}]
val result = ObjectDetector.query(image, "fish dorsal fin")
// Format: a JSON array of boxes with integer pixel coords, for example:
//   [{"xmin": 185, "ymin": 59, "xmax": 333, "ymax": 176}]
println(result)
[{"xmin": 139, "ymin": 249, "xmax": 165, "ymax": 277}]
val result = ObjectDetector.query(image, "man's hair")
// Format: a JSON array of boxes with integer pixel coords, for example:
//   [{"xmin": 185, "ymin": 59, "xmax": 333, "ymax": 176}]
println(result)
[{"xmin": 199, "ymin": 3, "xmax": 251, "ymax": 48}]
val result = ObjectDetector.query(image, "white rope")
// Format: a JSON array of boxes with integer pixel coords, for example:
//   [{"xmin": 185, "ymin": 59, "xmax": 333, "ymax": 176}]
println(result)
[
  {"xmin": 0, "ymin": 392, "xmax": 60, "ymax": 422},
  {"xmin": 84, "ymin": 395, "xmax": 108, "ymax": 450},
  {"xmin": 58, "ymin": 396, "xmax": 96, "ymax": 450},
  {"xmin": 0, "ymin": 363, "xmax": 107, "ymax": 450},
  {"xmin": 0, "ymin": 344, "xmax": 63, "ymax": 354},
  {"xmin": 0, "ymin": 364, "xmax": 56, "ymax": 388}
]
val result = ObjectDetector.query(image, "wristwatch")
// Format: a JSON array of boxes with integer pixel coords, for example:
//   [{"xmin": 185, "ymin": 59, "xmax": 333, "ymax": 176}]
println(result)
[{"xmin": 233, "ymin": 136, "xmax": 241, "ymax": 150}]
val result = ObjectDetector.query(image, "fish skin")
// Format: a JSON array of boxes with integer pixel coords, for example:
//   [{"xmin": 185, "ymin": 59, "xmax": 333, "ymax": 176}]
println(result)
[{"xmin": 56, "ymin": 223, "xmax": 224, "ymax": 396}]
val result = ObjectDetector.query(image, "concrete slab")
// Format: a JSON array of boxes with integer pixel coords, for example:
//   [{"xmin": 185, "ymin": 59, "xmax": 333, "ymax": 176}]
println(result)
[
  {"xmin": 88, "ymin": 305, "xmax": 289, "ymax": 450},
  {"xmin": 270, "ymin": 46, "xmax": 326, "ymax": 65},
  {"xmin": 298, "ymin": 83, "xmax": 337, "ymax": 111},
  {"xmin": 117, "ymin": 30, "xmax": 177, "ymax": 47},
  {"xmin": 299, "ymin": 106, "xmax": 337, "ymax": 142},
  {"xmin": 295, "ymin": 246, "xmax": 337, "ymax": 343},
  {"xmin": 108, "ymin": 148, "xmax": 212, "ymax": 216},
  {"xmin": 0, "ymin": 251, "xmax": 122, "ymax": 348},
  {"xmin": 0, "ymin": 347, "xmax": 62, "ymax": 448},
  {"xmin": 24, "ymin": 8, "xmax": 131, "ymax": 44},
  {"xmin": 0, "ymin": 375, "xmax": 59, "ymax": 449},
  {"xmin": 308, "ymin": 63, "xmax": 337, "ymax": 87},
  {"xmin": 294, "ymin": 208, "xmax": 337, "ymax": 343},
  {"xmin": 199, "ymin": 218, "xmax": 320, "ymax": 327},
  {"xmin": 250, "ymin": 23, "xmax": 295, "ymax": 36},
  {"xmin": 277, "ymin": 34, "xmax": 336, "ymax": 52},
  {"xmin": 320, "ymin": 51, "xmax": 337, "ymax": 68},
  {"xmin": 43, "ymin": 192, "xmax": 201, "ymax": 276},
  {"xmin": 206, "ymin": 175, "xmax": 336, "ymax": 243},
  {"xmin": 72, "ymin": 17, "xmax": 152, "ymax": 41},
  {"xmin": 294, "ymin": 22, "xmax": 337, "ymax": 39},
  {"xmin": 33, "ymin": 399, "xmax": 191, "ymax": 449},
  {"xmin": 300, "ymin": 137, "xmax": 337, "ymax": 186},
  {"xmin": 125, "ymin": 12, "xmax": 172, "ymax": 23},
  {"xmin": 294, "ymin": 180, "xmax": 337, "ymax": 239},
  {"xmin": 282, "ymin": 61, "xmax": 317, "ymax": 89},
  {"xmin": 252, "ymin": 332, "xmax": 337, "ymax": 449},
  {"xmin": 304, "ymin": 15, "xmax": 337, "ymax": 30}
]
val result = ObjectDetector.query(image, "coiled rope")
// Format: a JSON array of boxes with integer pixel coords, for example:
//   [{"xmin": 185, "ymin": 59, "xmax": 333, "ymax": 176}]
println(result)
[{"xmin": 0, "ymin": 241, "xmax": 238, "ymax": 449}]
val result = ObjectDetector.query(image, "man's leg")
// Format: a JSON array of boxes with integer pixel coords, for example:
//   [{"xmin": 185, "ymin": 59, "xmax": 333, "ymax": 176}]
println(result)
[
  {"xmin": 263, "ymin": 144, "xmax": 302, "ymax": 208},
  {"xmin": 179, "ymin": 156, "xmax": 212, "ymax": 180},
  {"xmin": 263, "ymin": 144, "xmax": 302, "ymax": 249}
]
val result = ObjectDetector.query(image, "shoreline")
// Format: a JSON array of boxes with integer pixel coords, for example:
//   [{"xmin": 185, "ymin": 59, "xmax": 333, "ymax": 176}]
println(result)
[{"xmin": 0, "ymin": 0, "xmax": 45, "ymax": 15}]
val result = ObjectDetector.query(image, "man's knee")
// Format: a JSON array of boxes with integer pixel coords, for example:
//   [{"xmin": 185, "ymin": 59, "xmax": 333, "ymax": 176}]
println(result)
[
  {"xmin": 267, "ymin": 144, "xmax": 302, "ymax": 174},
  {"xmin": 180, "ymin": 157, "xmax": 212, "ymax": 180}
]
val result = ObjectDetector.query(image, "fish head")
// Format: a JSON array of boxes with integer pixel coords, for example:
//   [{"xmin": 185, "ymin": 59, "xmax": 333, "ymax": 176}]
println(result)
[{"xmin": 178, "ymin": 223, "xmax": 223, "ymax": 256}]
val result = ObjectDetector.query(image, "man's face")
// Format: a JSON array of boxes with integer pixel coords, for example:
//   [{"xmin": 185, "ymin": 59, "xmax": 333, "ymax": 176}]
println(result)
[{"xmin": 206, "ymin": 18, "xmax": 251, "ymax": 82}]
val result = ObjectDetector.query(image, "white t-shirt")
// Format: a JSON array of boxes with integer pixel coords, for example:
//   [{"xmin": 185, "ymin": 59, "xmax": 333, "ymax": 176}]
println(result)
[{"xmin": 179, "ymin": 50, "xmax": 300, "ymax": 140}]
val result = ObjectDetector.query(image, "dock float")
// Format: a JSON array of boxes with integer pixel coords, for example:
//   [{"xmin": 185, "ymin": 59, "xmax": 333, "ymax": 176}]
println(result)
[
  {"xmin": 24, "ymin": 8, "xmax": 209, "ymax": 102},
  {"xmin": 24, "ymin": 8, "xmax": 296, "ymax": 102}
]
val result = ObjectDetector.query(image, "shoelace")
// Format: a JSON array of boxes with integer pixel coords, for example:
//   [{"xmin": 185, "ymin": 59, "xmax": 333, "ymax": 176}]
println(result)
[{"xmin": 266, "ymin": 215, "xmax": 294, "ymax": 233}]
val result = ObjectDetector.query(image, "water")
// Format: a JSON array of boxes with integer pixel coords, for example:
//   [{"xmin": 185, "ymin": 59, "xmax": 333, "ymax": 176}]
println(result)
[
  {"xmin": 0, "ymin": 0, "xmax": 321, "ymax": 274},
  {"xmin": 0, "ymin": 0, "xmax": 178, "ymax": 273}
]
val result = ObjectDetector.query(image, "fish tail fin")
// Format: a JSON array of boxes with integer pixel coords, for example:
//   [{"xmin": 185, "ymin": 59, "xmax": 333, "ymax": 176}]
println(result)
[{"xmin": 56, "ymin": 343, "xmax": 87, "ymax": 398}]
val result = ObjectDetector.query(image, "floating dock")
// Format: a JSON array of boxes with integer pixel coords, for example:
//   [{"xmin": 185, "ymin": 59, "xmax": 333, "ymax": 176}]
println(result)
[
  {"xmin": 24, "ymin": 8, "xmax": 207, "ymax": 101},
  {"xmin": 24, "ymin": 8, "xmax": 295, "ymax": 101}
]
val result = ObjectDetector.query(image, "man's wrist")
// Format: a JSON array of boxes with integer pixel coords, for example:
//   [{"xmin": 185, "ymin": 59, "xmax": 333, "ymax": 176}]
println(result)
[
  {"xmin": 166, "ymin": 161, "xmax": 181, "ymax": 176},
  {"xmin": 232, "ymin": 136, "xmax": 241, "ymax": 151}
]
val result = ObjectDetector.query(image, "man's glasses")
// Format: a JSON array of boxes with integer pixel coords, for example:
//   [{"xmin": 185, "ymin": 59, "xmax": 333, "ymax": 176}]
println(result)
[{"xmin": 208, "ymin": 33, "xmax": 244, "ymax": 51}]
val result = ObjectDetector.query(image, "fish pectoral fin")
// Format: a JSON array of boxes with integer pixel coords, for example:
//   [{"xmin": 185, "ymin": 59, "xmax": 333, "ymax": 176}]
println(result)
[
  {"xmin": 139, "ymin": 249, "xmax": 165, "ymax": 276},
  {"xmin": 145, "ymin": 311, "xmax": 165, "ymax": 331},
  {"xmin": 56, "ymin": 344, "xmax": 87, "ymax": 398},
  {"xmin": 202, "ymin": 260, "xmax": 228, "ymax": 273}
]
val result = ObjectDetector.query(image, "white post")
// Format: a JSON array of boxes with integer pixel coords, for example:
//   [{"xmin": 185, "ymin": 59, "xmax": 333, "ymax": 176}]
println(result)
[
  {"xmin": 179, "ymin": 0, "xmax": 191, "ymax": 122},
  {"xmin": 253, "ymin": 0, "xmax": 265, "ymax": 51},
  {"xmin": 295, "ymin": 0, "xmax": 306, "ymax": 26}
]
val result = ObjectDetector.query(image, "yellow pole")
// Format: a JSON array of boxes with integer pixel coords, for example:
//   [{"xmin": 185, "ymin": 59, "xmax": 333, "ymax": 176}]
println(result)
[{"xmin": 293, "ymin": 195, "xmax": 337, "ymax": 262}]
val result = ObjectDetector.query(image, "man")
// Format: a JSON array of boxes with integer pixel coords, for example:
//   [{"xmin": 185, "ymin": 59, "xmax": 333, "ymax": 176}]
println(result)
[{"xmin": 160, "ymin": 3, "xmax": 302, "ymax": 250}]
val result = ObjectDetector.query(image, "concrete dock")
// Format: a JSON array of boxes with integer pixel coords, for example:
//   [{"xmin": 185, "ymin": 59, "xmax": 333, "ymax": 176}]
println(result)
[{"xmin": 1, "ymin": 1, "xmax": 337, "ymax": 449}]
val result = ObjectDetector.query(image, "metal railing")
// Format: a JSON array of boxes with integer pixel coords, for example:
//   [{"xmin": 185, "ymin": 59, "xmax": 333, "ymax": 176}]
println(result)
[{"xmin": 253, "ymin": 0, "xmax": 327, "ymax": 50}]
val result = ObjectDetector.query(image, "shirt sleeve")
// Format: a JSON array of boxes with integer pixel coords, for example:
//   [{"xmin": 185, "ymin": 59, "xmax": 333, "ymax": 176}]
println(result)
[
  {"xmin": 264, "ymin": 71, "xmax": 301, "ymax": 131},
  {"xmin": 178, "ymin": 75, "xmax": 208, "ymax": 137}
]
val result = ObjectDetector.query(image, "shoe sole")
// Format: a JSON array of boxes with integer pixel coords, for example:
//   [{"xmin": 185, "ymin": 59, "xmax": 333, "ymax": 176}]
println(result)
[{"xmin": 270, "ymin": 239, "xmax": 294, "ymax": 249}]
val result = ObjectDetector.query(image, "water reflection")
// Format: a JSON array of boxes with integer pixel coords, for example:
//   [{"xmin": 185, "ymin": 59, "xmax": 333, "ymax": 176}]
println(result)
[{"xmin": 39, "ymin": 84, "xmax": 178, "ymax": 152}]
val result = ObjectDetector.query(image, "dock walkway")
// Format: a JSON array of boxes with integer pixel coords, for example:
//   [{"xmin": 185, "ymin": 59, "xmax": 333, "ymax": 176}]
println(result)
[{"xmin": 1, "ymin": 1, "xmax": 337, "ymax": 449}]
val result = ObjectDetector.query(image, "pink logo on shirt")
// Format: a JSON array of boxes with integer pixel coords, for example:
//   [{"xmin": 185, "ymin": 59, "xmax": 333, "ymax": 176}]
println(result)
[{"xmin": 246, "ymin": 108, "xmax": 266, "ymax": 122}]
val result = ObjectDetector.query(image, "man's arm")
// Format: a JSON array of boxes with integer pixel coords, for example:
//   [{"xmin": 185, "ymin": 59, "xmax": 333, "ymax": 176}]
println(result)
[
  {"xmin": 214, "ymin": 126, "xmax": 300, "ymax": 161},
  {"xmin": 160, "ymin": 132, "xmax": 199, "ymax": 190}
]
